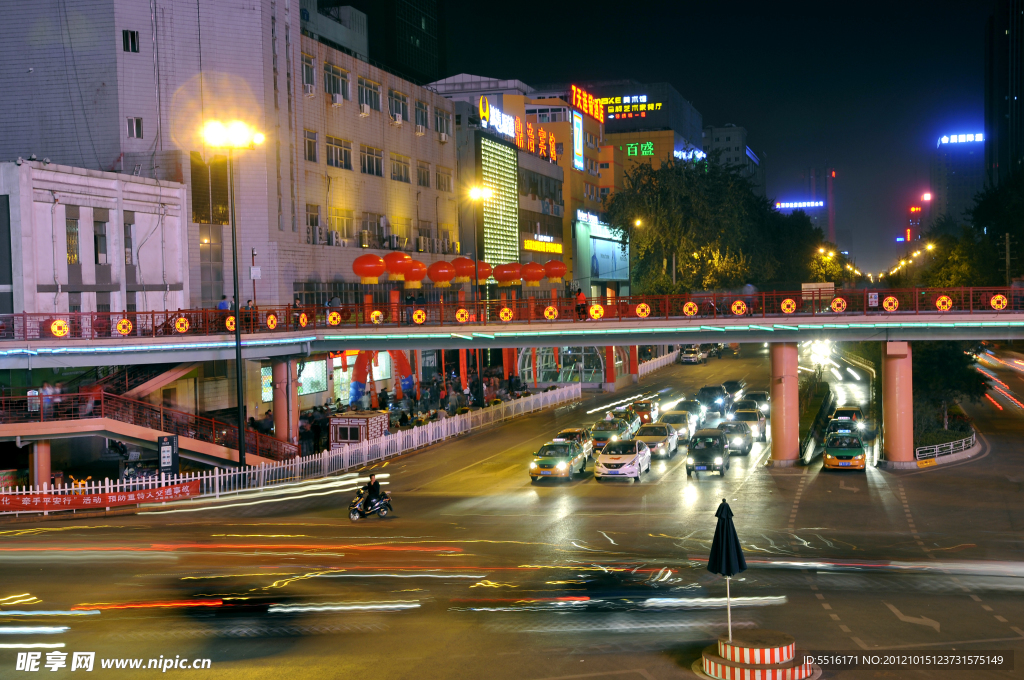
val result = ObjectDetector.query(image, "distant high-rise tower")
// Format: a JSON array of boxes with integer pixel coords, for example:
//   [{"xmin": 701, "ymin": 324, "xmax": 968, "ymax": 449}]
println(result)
[
  {"xmin": 345, "ymin": 0, "xmax": 447, "ymax": 83},
  {"xmin": 984, "ymin": 0, "xmax": 1024, "ymax": 185}
]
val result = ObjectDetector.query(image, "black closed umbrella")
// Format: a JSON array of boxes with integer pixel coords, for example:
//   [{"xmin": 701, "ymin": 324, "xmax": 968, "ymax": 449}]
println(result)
[{"xmin": 707, "ymin": 498, "xmax": 747, "ymax": 641}]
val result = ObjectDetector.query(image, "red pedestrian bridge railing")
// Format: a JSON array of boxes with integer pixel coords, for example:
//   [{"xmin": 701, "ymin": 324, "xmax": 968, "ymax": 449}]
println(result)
[
  {"xmin": 3, "ymin": 287, "xmax": 1020, "ymax": 342},
  {"xmin": 0, "ymin": 392, "xmax": 297, "ymax": 461}
]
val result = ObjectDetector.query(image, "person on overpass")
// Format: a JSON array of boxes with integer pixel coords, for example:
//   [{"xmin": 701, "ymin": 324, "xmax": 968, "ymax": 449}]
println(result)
[{"xmin": 575, "ymin": 289, "xmax": 586, "ymax": 320}]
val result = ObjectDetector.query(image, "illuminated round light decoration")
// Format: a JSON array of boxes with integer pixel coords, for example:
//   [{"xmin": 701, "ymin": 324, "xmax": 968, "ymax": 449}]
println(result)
[
  {"xmin": 731, "ymin": 300, "xmax": 747, "ymax": 316},
  {"xmin": 116, "ymin": 318, "xmax": 133, "ymax": 336},
  {"xmin": 266, "ymin": 313, "xmax": 278, "ymax": 330},
  {"xmin": 635, "ymin": 302, "xmax": 651, "ymax": 318},
  {"xmin": 991, "ymin": 294, "xmax": 1009, "ymax": 311},
  {"xmin": 935, "ymin": 295, "xmax": 953, "ymax": 312},
  {"xmin": 50, "ymin": 319, "xmax": 69, "ymax": 338},
  {"xmin": 455, "ymin": 308, "xmax": 470, "ymax": 323},
  {"xmin": 412, "ymin": 309, "xmax": 427, "ymax": 325},
  {"xmin": 327, "ymin": 311, "xmax": 342, "ymax": 326},
  {"xmin": 543, "ymin": 305, "xmax": 559, "ymax": 320},
  {"xmin": 499, "ymin": 306, "xmax": 515, "ymax": 322},
  {"xmin": 882, "ymin": 296, "xmax": 899, "ymax": 312},
  {"xmin": 369, "ymin": 310, "xmax": 384, "ymax": 325},
  {"xmin": 780, "ymin": 298, "xmax": 797, "ymax": 314},
  {"xmin": 830, "ymin": 297, "xmax": 847, "ymax": 313},
  {"xmin": 174, "ymin": 316, "xmax": 190, "ymax": 334},
  {"xmin": 682, "ymin": 301, "xmax": 699, "ymax": 317},
  {"xmin": 589, "ymin": 304, "xmax": 605, "ymax": 320},
  {"xmin": 298, "ymin": 312, "xmax": 309, "ymax": 328},
  {"xmin": 225, "ymin": 315, "xmax": 236, "ymax": 332}
]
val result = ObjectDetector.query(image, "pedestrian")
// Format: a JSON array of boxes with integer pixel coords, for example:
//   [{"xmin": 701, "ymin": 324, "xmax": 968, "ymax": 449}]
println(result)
[
  {"xmin": 40, "ymin": 381, "xmax": 55, "ymax": 419},
  {"xmin": 575, "ymin": 288, "xmax": 587, "ymax": 320},
  {"xmin": 405, "ymin": 294, "xmax": 415, "ymax": 325},
  {"xmin": 217, "ymin": 295, "xmax": 230, "ymax": 311},
  {"xmin": 292, "ymin": 297, "xmax": 303, "ymax": 328},
  {"xmin": 379, "ymin": 387, "xmax": 390, "ymax": 411}
]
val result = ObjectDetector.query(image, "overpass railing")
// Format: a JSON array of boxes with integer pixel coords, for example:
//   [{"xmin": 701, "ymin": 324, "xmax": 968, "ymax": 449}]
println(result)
[
  {"xmin": 6, "ymin": 287, "xmax": 1024, "ymax": 342},
  {"xmin": 914, "ymin": 431, "xmax": 976, "ymax": 461}
]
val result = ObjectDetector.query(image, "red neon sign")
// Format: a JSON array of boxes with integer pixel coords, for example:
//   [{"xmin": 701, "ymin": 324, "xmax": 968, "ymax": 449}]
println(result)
[{"xmin": 570, "ymin": 85, "xmax": 604, "ymax": 123}]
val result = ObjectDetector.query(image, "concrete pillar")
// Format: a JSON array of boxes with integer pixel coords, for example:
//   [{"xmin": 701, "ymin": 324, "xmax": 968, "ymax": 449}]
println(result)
[
  {"xmin": 602, "ymin": 346, "xmax": 617, "ymax": 392},
  {"xmin": 272, "ymin": 359, "xmax": 298, "ymax": 444},
  {"xmin": 769, "ymin": 342, "xmax": 800, "ymax": 466},
  {"xmin": 882, "ymin": 341, "xmax": 914, "ymax": 463},
  {"xmin": 629, "ymin": 345, "xmax": 639, "ymax": 383},
  {"xmin": 31, "ymin": 440, "xmax": 51, "ymax": 488},
  {"xmin": 389, "ymin": 289, "xmax": 400, "ymax": 324}
]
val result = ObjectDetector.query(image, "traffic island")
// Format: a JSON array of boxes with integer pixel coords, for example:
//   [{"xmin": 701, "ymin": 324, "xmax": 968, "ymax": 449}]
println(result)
[{"xmin": 691, "ymin": 629, "xmax": 820, "ymax": 680}]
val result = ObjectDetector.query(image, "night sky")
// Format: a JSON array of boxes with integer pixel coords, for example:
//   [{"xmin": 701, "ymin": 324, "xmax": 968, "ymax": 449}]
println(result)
[{"xmin": 444, "ymin": 0, "xmax": 993, "ymax": 275}]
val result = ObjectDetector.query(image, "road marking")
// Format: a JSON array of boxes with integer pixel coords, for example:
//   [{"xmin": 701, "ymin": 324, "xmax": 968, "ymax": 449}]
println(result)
[
  {"xmin": 883, "ymin": 602, "xmax": 940, "ymax": 632},
  {"xmin": 839, "ymin": 479, "xmax": 859, "ymax": 492},
  {"xmin": 598, "ymin": 531, "xmax": 617, "ymax": 545}
]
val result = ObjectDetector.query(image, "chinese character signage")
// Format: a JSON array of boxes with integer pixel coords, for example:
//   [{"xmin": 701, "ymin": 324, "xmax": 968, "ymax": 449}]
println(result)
[
  {"xmin": 626, "ymin": 141, "xmax": 656, "ymax": 157},
  {"xmin": 570, "ymin": 85, "xmax": 604, "ymax": 123},
  {"xmin": 158, "ymin": 435, "xmax": 179, "ymax": 475},
  {"xmin": 0, "ymin": 480, "xmax": 201, "ymax": 512},
  {"xmin": 479, "ymin": 96, "xmax": 516, "ymax": 138},
  {"xmin": 572, "ymin": 111, "xmax": 584, "ymax": 171},
  {"xmin": 599, "ymin": 94, "xmax": 663, "ymax": 120}
]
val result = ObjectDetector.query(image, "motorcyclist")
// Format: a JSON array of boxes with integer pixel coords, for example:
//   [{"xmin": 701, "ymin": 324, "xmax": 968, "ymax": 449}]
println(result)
[{"xmin": 359, "ymin": 473, "xmax": 381, "ymax": 513}]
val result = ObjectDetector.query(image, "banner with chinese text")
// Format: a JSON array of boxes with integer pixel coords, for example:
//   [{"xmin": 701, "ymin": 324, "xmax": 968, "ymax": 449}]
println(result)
[{"xmin": 0, "ymin": 480, "xmax": 201, "ymax": 512}]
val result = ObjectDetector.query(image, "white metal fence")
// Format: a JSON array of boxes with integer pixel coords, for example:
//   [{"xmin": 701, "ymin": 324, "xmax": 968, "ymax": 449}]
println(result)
[
  {"xmin": 1, "ymin": 383, "xmax": 583, "ymax": 516},
  {"xmin": 914, "ymin": 430, "xmax": 976, "ymax": 460},
  {"xmin": 638, "ymin": 349, "xmax": 680, "ymax": 378}
]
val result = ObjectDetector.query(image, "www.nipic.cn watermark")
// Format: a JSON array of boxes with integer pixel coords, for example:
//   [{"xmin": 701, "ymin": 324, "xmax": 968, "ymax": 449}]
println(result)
[{"xmin": 15, "ymin": 652, "xmax": 212, "ymax": 672}]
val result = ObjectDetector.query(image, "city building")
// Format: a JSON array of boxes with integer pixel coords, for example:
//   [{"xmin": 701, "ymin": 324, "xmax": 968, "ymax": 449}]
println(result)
[
  {"xmin": 984, "ymin": 0, "xmax": 1024, "ymax": 185},
  {"xmin": 702, "ymin": 125, "xmax": 766, "ymax": 196},
  {"xmin": 930, "ymin": 132, "xmax": 986, "ymax": 222},
  {"xmin": 344, "ymin": 0, "xmax": 447, "ymax": 84},
  {"xmin": 300, "ymin": 0, "xmax": 369, "ymax": 59}
]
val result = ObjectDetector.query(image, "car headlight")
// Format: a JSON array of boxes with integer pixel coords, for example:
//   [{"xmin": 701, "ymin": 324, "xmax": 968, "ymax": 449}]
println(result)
[
  {"xmin": 611, "ymin": 435, "xmax": 618, "ymax": 441},
  {"xmin": 715, "ymin": 398, "xmax": 723, "ymax": 404},
  {"xmin": 726, "ymin": 413, "xmax": 735, "ymax": 420},
  {"xmin": 750, "ymin": 425, "xmax": 759, "ymax": 435},
  {"xmin": 529, "ymin": 461, "xmax": 538, "ymax": 469},
  {"xmin": 655, "ymin": 442, "xmax": 664, "ymax": 448},
  {"xmin": 556, "ymin": 461, "xmax": 568, "ymax": 471},
  {"xmin": 854, "ymin": 453, "xmax": 864, "ymax": 459},
  {"xmin": 714, "ymin": 457, "xmax": 723, "ymax": 465},
  {"xmin": 732, "ymin": 437, "xmax": 743, "ymax": 447},
  {"xmin": 825, "ymin": 454, "xmax": 833, "ymax": 459},
  {"xmin": 686, "ymin": 457, "xmax": 694, "ymax": 464},
  {"xmin": 856, "ymin": 421, "xmax": 866, "ymax": 430}
]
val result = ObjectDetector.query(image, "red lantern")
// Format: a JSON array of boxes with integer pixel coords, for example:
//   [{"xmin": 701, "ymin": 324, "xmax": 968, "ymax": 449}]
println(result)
[
  {"xmin": 405, "ymin": 260, "xmax": 427, "ymax": 289},
  {"xmin": 383, "ymin": 252, "xmax": 412, "ymax": 282},
  {"xmin": 493, "ymin": 263, "xmax": 522, "ymax": 287},
  {"xmin": 544, "ymin": 259, "xmax": 567, "ymax": 284},
  {"xmin": 522, "ymin": 262, "xmax": 545, "ymax": 287},
  {"xmin": 451, "ymin": 256, "xmax": 476, "ymax": 284},
  {"xmin": 353, "ymin": 254, "xmax": 386, "ymax": 284},
  {"xmin": 477, "ymin": 260, "xmax": 492, "ymax": 283},
  {"xmin": 427, "ymin": 261, "xmax": 456, "ymax": 288}
]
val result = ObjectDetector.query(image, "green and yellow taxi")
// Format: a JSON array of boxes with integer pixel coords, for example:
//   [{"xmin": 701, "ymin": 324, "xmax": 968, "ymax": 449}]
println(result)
[
  {"xmin": 823, "ymin": 432, "xmax": 867, "ymax": 470},
  {"xmin": 529, "ymin": 440, "xmax": 588, "ymax": 482}
]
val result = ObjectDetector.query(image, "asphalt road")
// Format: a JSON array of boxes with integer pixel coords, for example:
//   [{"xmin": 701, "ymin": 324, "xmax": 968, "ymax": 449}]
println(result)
[{"xmin": 2, "ymin": 345, "xmax": 1023, "ymax": 679}]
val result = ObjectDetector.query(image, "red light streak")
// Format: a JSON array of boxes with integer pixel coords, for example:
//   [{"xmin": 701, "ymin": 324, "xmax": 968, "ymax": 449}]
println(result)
[
  {"xmin": 991, "ymin": 385, "xmax": 1024, "ymax": 408},
  {"xmin": 449, "ymin": 597, "xmax": 590, "ymax": 603},
  {"xmin": 976, "ymin": 367, "xmax": 1009, "ymax": 389},
  {"xmin": 985, "ymin": 394, "xmax": 1004, "ymax": 410},
  {"xmin": 72, "ymin": 599, "xmax": 223, "ymax": 611},
  {"xmin": 0, "ymin": 543, "xmax": 461, "ymax": 554}
]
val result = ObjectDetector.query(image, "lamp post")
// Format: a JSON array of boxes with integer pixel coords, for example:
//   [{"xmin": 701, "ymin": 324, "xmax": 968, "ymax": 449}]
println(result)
[{"xmin": 202, "ymin": 120, "xmax": 265, "ymax": 467}]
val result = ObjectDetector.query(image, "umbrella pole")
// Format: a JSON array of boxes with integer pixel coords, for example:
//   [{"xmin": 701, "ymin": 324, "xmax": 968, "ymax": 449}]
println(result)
[{"xmin": 726, "ymin": 576, "xmax": 732, "ymax": 642}]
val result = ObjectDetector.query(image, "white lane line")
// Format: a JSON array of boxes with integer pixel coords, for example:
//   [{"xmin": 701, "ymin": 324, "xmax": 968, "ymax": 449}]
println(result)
[{"xmin": 598, "ymin": 531, "xmax": 617, "ymax": 545}]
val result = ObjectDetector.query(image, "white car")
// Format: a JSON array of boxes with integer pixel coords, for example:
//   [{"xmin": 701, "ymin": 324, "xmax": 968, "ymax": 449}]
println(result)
[
  {"xmin": 594, "ymin": 440, "xmax": 652, "ymax": 482},
  {"xmin": 634, "ymin": 423, "xmax": 679, "ymax": 458},
  {"xmin": 731, "ymin": 409, "xmax": 767, "ymax": 442},
  {"xmin": 679, "ymin": 346, "xmax": 706, "ymax": 364}
]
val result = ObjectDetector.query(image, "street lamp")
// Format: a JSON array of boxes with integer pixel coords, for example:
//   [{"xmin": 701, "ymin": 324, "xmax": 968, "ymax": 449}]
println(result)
[
  {"xmin": 202, "ymin": 120, "xmax": 264, "ymax": 467},
  {"xmin": 465, "ymin": 186, "xmax": 493, "ymax": 301},
  {"xmin": 635, "ymin": 219, "xmax": 642, "ymax": 227}
]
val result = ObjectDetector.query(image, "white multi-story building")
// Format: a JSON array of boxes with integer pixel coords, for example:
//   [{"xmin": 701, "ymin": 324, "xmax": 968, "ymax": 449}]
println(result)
[
  {"xmin": 702, "ymin": 124, "xmax": 765, "ymax": 196},
  {"xmin": 0, "ymin": 0, "xmax": 456, "ymax": 310}
]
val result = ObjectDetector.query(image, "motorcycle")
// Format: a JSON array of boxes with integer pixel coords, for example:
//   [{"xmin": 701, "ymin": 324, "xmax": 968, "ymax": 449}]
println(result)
[{"xmin": 349, "ymin": 490, "xmax": 393, "ymax": 521}]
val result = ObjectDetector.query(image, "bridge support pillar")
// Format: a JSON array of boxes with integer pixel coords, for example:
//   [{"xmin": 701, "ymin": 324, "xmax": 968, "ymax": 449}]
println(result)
[
  {"xmin": 602, "ymin": 346, "xmax": 617, "ymax": 392},
  {"xmin": 272, "ymin": 359, "xmax": 298, "ymax": 445},
  {"xmin": 769, "ymin": 342, "xmax": 800, "ymax": 466},
  {"xmin": 882, "ymin": 341, "xmax": 914, "ymax": 464},
  {"xmin": 629, "ymin": 346, "xmax": 639, "ymax": 383},
  {"xmin": 30, "ymin": 440, "xmax": 51, "ymax": 488}
]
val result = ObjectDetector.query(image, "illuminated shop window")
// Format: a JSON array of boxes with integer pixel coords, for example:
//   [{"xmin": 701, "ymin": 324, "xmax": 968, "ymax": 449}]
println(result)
[{"xmin": 480, "ymin": 138, "xmax": 519, "ymax": 266}]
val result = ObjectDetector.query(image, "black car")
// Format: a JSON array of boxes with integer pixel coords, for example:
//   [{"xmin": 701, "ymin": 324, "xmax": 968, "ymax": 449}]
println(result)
[
  {"xmin": 716, "ymin": 421, "xmax": 753, "ymax": 455},
  {"xmin": 695, "ymin": 385, "xmax": 730, "ymax": 415},
  {"xmin": 686, "ymin": 429, "xmax": 730, "ymax": 477},
  {"xmin": 722, "ymin": 379, "xmax": 747, "ymax": 400},
  {"xmin": 675, "ymin": 399, "xmax": 706, "ymax": 427}
]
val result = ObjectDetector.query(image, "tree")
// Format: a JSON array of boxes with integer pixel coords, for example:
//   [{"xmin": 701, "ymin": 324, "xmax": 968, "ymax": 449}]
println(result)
[{"xmin": 911, "ymin": 341, "xmax": 988, "ymax": 430}]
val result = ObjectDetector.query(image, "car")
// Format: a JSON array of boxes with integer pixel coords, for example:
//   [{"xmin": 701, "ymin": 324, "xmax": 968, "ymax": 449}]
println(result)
[
  {"xmin": 632, "ymin": 400, "xmax": 659, "ymax": 424},
  {"xmin": 823, "ymin": 433, "xmax": 867, "ymax": 470},
  {"xmin": 830, "ymin": 406, "xmax": 864, "ymax": 422},
  {"xmin": 826, "ymin": 419, "xmax": 860, "ymax": 436},
  {"xmin": 700, "ymin": 343, "xmax": 720, "ymax": 359},
  {"xmin": 679, "ymin": 346, "xmax": 706, "ymax": 364},
  {"xmin": 726, "ymin": 399, "xmax": 761, "ymax": 419},
  {"xmin": 722, "ymin": 379, "xmax": 747, "ymax": 401},
  {"xmin": 716, "ymin": 421, "xmax": 753, "ymax": 455},
  {"xmin": 696, "ymin": 385, "xmax": 730, "ymax": 416},
  {"xmin": 658, "ymin": 411, "xmax": 692, "ymax": 439},
  {"xmin": 673, "ymin": 400, "xmax": 706, "ymax": 427},
  {"xmin": 686, "ymin": 429, "xmax": 730, "ymax": 476},
  {"xmin": 591, "ymin": 419, "xmax": 632, "ymax": 453},
  {"xmin": 634, "ymin": 423, "xmax": 679, "ymax": 458},
  {"xmin": 609, "ymin": 406, "xmax": 642, "ymax": 434},
  {"xmin": 745, "ymin": 390, "xmax": 770, "ymax": 413},
  {"xmin": 731, "ymin": 409, "xmax": 767, "ymax": 441},
  {"xmin": 530, "ymin": 441, "xmax": 588, "ymax": 482},
  {"xmin": 553, "ymin": 427, "xmax": 594, "ymax": 458},
  {"xmin": 595, "ymin": 440, "xmax": 652, "ymax": 482}
]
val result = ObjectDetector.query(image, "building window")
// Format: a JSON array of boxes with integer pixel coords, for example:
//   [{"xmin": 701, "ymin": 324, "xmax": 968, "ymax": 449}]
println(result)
[
  {"xmin": 390, "ymin": 153, "xmax": 410, "ymax": 183},
  {"xmin": 415, "ymin": 101, "xmax": 429, "ymax": 128},
  {"xmin": 94, "ymin": 221, "xmax": 107, "ymax": 265},
  {"xmin": 301, "ymin": 53, "xmax": 314, "ymax": 87},
  {"xmin": 360, "ymin": 145, "xmax": 383, "ymax": 176},
  {"xmin": 306, "ymin": 204, "xmax": 320, "ymax": 229},
  {"xmin": 434, "ymin": 108, "xmax": 451, "ymax": 135},
  {"xmin": 362, "ymin": 212, "xmax": 385, "ymax": 240},
  {"xmin": 66, "ymin": 218, "xmax": 80, "ymax": 265},
  {"xmin": 435, "ymin": 167, "xmax": 452, "ymax": 192},
  {"xmin": 324, "ymin": 63, "xmax": 347, "ymax": 97},
  {"xmin": 122, "ymin": 30, "xmax": 139, "ymax": 53},
  {"xmin": 388, "ymin": 89, "xmax": 408, "ymax": 122},
  {"xmin": 725, "ymin": 136, "xmax": 731, "ymax": 141},
  {"xmin": 329, "ymin": 207, "xmax": 353, "ymax": 237},
  {"xmin": 126, "ymin": 117, "xmax": 143, "ymax": 139},
  {"xmin": 261, "ymin": 366, "xmax": 273, "ymax": 402},
  {"xmin": 417, "ymin": 161, "xmax": 430, "ymax": 187},
  {"xmin": 600, "ymin": 187, "xmax": 610, "ymax": 199},
  {"xmin": 599, "ymin": 162, "xmax": 609, "ymax": 169},
  {"xmin": 198, "ymin": 223, "xmax": 223, "ymax": 308},
  {"xmin": 123, "ymin": 217, "xmax": 134, "ymax": 266},
  {"xmin": 358, "ymin": 77, "xmax": 381, "ymax": 111},
  {"xmin": 326, "ymin": 136, "xmax": 351, "ymax": 169},
  {"xmin": 304, "ymin": 130, "xmax": 317, "ymax": 162}
]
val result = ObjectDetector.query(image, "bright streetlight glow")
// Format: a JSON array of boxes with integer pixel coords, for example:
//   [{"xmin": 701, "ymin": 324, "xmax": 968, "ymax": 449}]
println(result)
[
  {"xmin": 926, "ymin": 243, "xmax": 935, "ymax": 251},
  {"xmin": 818, "ymin": 247, "xmax": 825, "ymax": 254},
  {"xmin": 635, "ymin": 219, "xmax": 642, "ymax": 227},
  {"xmin": 922, "ymin": 192, "xmax": 932, "ymax": 201},
  {"xmin": 202, "ymin": 120, "xmax": 264, "ymax": 148}
]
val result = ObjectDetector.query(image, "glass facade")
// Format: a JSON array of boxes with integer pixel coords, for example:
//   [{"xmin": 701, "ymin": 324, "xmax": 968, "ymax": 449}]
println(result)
[
  {"xmin": 480, "ymin": 137, "xmax": 519, "ymax": 265},
  {"xmin": 517, "ymin": 346, "xmax": 623, "ymax": 384}
]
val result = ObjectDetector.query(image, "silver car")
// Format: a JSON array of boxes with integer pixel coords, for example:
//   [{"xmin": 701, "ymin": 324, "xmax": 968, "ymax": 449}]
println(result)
[
  {"xmin": 658, "ymin": 411, "xmax": 692, "ymax": 440},
  {"xmin": 679, "ymin": 346, "xmax": 705, "ymax": 364},
  {"xmin": 634, "ymin": 423, "xmax": 679, "ymax": 458},
  {"xmin": 732, "ymin": 409, "xmax": 767, "ymax": 442}
]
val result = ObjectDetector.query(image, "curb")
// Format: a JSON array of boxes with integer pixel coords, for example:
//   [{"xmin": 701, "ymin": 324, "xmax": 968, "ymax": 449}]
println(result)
[{"xmin": 876, "ymin": 441, "xmax": 982, "ymax": 470}]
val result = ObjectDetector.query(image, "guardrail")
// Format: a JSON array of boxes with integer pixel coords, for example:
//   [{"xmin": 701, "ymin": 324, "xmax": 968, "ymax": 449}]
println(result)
[
  {"xmin": 915, "ymin": 430, "xmax": 976, "ymax": 460},
  {"xmin": 638, "ymin": 349, "xmax": 680, "ymax": 378},
  {"xmin": 0, "ymin": 383, "xmax": 583, "ymax": 516},
  {"xmin": 8, "ymin": 286, "xmax": 1024, "ymax": 342}
]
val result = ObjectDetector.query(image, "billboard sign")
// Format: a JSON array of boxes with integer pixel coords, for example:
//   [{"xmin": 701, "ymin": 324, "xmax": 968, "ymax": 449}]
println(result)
[{"xmin": 572, "ymin": 111, "xmax": 584, "ymax": 171}]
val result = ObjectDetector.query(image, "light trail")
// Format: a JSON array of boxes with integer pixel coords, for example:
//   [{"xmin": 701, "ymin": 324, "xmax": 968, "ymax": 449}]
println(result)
[
  {"xmin": 0, "ymin": 643, "xmax": 65, "ymax": 649},
  {"xmin": 0, "ymin": 627, "xmax": 68, "ymax": 635},
  {"xmin": 72, "ymin": 599, "xmax": 223, "ymax": 611},
  {"xmin": 0, "ymin": 611, "xmax": 98, "ymax": 617},
  {"xmin": 268, "ymin": 601, "xmax": 420, "ymax": 613},
  {"xmin": 985, "ymin": 394, "xmax": 1004, "ymax": 410}
]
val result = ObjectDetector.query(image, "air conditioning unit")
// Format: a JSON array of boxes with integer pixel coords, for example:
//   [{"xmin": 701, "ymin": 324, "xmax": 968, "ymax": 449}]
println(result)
[
  {"xmin": 417, "ymin": 236, "xmax": 429, "ymax": 253},
  {"xmin": 452, "ymin": 240, "xmax": 460, "ymax": 254},
  {"xmin": 331, "ymin": 93, "xmax": 343, "ymax": 107},
  {"xmin": 303, "ymin": 83, "xmax": 314, "ymax": 96},
  {"xmin": 359, "ymin": 104, "xmax": 371, "ymax": 117},
  {"xmin": 415, "ymin": 124, "xmax": 426, "ymax": 136},
  {"xmin": 359, "ymin": 230, "xmax": 370, "ymax": 247},
  {"xmin": 441, "ymin": 237, "xmax": 450, "ymax": 254},
  {"xmin": 438, "ymin": 132, "xmax": 448, "ymax": 143},
  {"xmin": 433, "ymin": 238, "xmax": 441, "ymax": 254},
  {"xmin": 96, "ymin": 253, "xmax": 107, "ymax": 265},
  {"xmin": 328, "ymin": 230, "xmax": 344, "ymax": 246},
  {"xmin": 390, "ymin": 112, "xmax": 403, "ymax": 127}
]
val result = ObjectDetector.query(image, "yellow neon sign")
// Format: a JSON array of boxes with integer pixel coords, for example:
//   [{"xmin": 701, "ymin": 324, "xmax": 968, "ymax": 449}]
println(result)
[{"xmin": 523, "ymin": 239, "xmax": 563, "ymax": 254}]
